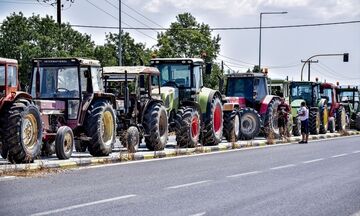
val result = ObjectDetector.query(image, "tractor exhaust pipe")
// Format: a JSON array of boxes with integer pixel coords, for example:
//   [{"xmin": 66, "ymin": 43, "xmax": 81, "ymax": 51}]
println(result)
[{"xmin": 124, "ymin": 69, "xmax": 129, "ymax": 114}]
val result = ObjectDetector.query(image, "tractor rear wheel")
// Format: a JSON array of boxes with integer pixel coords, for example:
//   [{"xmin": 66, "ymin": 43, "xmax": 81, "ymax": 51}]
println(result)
[
  {"xmin": 0, "ymin": 101, "xmax": 42, "ymax": 163},
  {"xmin": 293, "ymin": 117, "xmax": 301, "ymax": 136},
  {"xmin": 319, "ymin": 107, "xmax": 328, "ymax": 134},
  {"xmin": 309, "ymin": 109, "xmax": 320, "ymax": 135},
  {"xmin": 264, "ymin": 98, "xmax": 281, "ymax": 139},
  {"xmin": 239, "ymin": 108, "xmax": 261, "ymax": 140},
  {"xmin": 144, "ymin": 103, "xmax": 168, "ymax": 151},
  {"xmin": 203, "ymin": 96, "xmax": 223, "ymax": 146},
  {"xmin": 336, "ymin": 106, "xmax": 347, "ymax": 132},
  {"xmin": 175, "ymin": 106, "xmax": 200, "ymax": 148},
  {"xmin": 84, "ymin": 100, "xmax": 116, "ymax": 156},
  {"xmin": 55, "ymin": 126, "xmax": 74, "ymax": 160},
  {"xmin": 223, "ymin": 111, "xmax": 240, "ymax": 142},
  {"xmin": 328, "ymin": 117, "xmax": 335, "ymax": 133}
]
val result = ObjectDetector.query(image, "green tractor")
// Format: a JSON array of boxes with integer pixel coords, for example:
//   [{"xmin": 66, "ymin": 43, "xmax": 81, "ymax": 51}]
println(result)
[
  {"xmin": 150, "ymin": 58, "xmax": 223, "ymax": 148},
  {"xmin": 289, "ymin": 81, "xmax": 328, "ymax": 135},
  {"xmin": 337, "ymin": 85, "xmax": 360, "ymax": 130}
]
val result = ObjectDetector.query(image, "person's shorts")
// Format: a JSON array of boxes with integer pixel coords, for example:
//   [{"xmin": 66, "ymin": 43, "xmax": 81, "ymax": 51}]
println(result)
[
  {"xmin": 301, "ymin": 119, "xmax": 309, "ymax": 134},
  {"xmin": 278, "ymin": 118, "xmax": 287, "ymax": 128}
]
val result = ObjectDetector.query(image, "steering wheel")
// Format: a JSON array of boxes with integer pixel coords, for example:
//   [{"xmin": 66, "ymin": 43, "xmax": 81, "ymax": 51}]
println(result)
[
  {"xmin": 56, "ymin": 88, "xmax": 70, "ymax": 93},
  {"xmin": 163, "ymin": 80, "xmax": 178, "ymax": 88}
]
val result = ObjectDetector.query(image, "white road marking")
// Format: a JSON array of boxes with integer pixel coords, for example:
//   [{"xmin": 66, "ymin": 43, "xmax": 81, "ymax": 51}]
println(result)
[
  {"xmin": 165, "ymin": 180, "xmax": 211, "ymax": 189},
  {"xmin": 189, "ymin": 212, "xmax": 206, "ymax": 216},
  {"xmin": 0, "ymin": 176, "xmax": 16, "ymax": 181},
  {"xmin": 302, "ymin": 158, "xmax": 324, "ymax": 164},
  {"xmin": 270, "ymin": 164, "xmax": 296, "ymax": 170},
  {"xmin": 226, "ymin": 171, "xmax": 262, "ymax": 178},
  {"xmin": 331, "ymin": 153, "xmax": 348, "ymax": 158},
  {"xmin": 352, "ymin": 150, "xmax": 360, "ymax": 154},
  {"xmin": 30, "ymin": 194, "xmax": 136, "ymax": 216}
]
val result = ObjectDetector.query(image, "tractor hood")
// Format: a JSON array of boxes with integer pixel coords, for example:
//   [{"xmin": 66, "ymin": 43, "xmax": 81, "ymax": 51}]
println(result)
[
  {"xmin": 35, "ymin": 100, "xmax": 65, "ymax": 115},
  {"xmin": 224, "ymin": 97, "xmax": 246, "ymax": 108},
  {"xmin": 291, "ymin": 99, "xmax": 303, "ymax": 117},
  {"xmin": 160, "ymin": 86, "xmax": 179, "ymax": 113}
]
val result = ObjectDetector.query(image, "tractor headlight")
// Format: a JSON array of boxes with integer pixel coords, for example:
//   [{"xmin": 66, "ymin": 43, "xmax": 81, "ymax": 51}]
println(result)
[{"xmin": 68, "ymin": 100, "xmax": 80, "ymax": 119}]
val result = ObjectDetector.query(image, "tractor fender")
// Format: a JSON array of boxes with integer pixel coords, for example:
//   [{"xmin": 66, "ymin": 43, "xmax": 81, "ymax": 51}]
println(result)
[
  {"xmin": 259, "ymin": 95, "xmax": 279, "ymax": 115},
  {"xmin": 290, "ymin": 99, "xmax": 304, "ymax": 117},
  {"xmin": 0, "ymin": 91, "xmax": 33, "ymax": 110},
  {"xmin": 160, "ymin": 86, "xmax": 179, "ymax": 115}
]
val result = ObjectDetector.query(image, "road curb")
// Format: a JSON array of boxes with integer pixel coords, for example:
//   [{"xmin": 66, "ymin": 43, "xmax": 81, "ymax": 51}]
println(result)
[{"xmin": 1, "ymin": 131, "xmax": 359, "ymax": 174}]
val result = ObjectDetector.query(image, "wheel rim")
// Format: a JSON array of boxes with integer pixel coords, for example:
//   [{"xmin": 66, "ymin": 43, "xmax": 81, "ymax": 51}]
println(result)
[
  {"xmin": 234, "ymin": 114, "xmax": 240, "ymax": 137},
  {"xmin": 64, "ymin": 132, "xmax": 73, "ymax": 153},
  {"xmin": 101, "ymin": 110, "xmax": 114, "ymax": 144},
  {"xmin": 323, "ymin": 109, "xmax": 328, "ymax": 129},
  {"xmin": 191, "ymin": 115, "xmax": 199, "ymax": 139},
  {"xmin": 22, "ymin": 113, "xmax": 38, "ymax": 150},
  {"xmin": 213, "ymin": 103, "xmax": 222, "ymax": 133},
  {"xmin": 241, "ymin": 113, "xmax": 256, "ymax": 134}
]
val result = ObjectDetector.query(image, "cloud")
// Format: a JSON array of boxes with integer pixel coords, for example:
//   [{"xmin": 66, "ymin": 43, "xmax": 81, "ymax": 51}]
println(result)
[{"xmin": 138, "ymin": 0, "xmax": 360, "ymax": 19}]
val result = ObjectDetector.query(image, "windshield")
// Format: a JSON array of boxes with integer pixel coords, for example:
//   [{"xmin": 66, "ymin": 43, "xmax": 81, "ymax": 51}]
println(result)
[
  {"xmin": 31, "ymin": 66, "xmax": 80, "ymax": 98},
  {"xmin": 156, "ymin": 64, "xmax": 192, "ymax": 88},
  {"xmin": 226, "ymin": 77, "xmax": 254, "ymax": 100},
  {"xmin": 291, "ymin": 83, "xmax": 314, "ymax": 106},
  {"xmin": 0, "ymin": 65, "xmax": 4, "ymax": 86},
  {"xmin": 340, "ymin": 91, "xmax": 359, "ymax": 102},
  {"xmin": 322, "ymin": 88, "xmax": 333, "ymax": 104}
]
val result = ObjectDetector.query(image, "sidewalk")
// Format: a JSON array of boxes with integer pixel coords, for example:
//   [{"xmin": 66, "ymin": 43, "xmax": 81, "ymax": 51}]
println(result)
[{"xmin": 0, "ymin": 131, "xmax": 359, "ymax": 174}]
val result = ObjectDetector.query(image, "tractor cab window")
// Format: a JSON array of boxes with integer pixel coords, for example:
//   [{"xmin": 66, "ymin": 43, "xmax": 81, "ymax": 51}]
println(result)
[
  {"xmin": 291, "ymin": 84, "xmax": 313, "ymax": 106},
  {"xmin": 0, "ymin": 65, "xmax": 5, "ymax": 86},
  {"xmin": 322, "ymin": 88, "xmax": 333, "ymax": 105},
  {"xmin": 91, "ymin": 66, "xmax": 104, "ymax": 92},
  {"xmin": 254, "ymin": 77, "xmax": 267, "ymax": 101},
  {"xmin": 31, "ymin": 66, "xmax": 79, "ymax": 98},
  {"xmin": 7, "ymin": 66, "xmax": 17, "ymax": 87},
  {"xmin": 226, "ymin": 77, "xmax": 254, "ymax": 101},
  {"xmin": 151, "ymin": 75, "xmax": 161, "ymax": 95},
  {"xmin": 193, "ymin": 65, "xmax": 202, "ymax": 90},
  {"xmin": 157, "ymin": 64, "xmax": 192, "ymax": 88}
]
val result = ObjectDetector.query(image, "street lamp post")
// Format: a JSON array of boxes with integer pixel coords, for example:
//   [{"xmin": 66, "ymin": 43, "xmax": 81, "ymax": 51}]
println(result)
[
  {"xmin": 300, "ymin": 53, "xmax": 349, "ymax": 81},
  {"xmin": 258, "ymin": 11, "xmax": 287, "ymax": 72}
]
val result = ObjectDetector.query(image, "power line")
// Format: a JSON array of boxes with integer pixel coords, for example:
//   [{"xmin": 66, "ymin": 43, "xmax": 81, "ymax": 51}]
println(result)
[
  {"xmin": 121, "ymin": 1, "xmax": 164, "ymax": 28},
  {"xmin": 69, "ymin": 20, "xmax": 360, "ymax": 31}
]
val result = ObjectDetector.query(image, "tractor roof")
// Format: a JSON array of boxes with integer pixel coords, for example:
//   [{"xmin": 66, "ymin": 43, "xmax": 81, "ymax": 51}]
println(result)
[
  {"xmin": 0, "ymin": 57, "xmax": 18, "ymax": 64},
  {"xmin": 290, "ymin": 81, "xmax": 319, "ymax": 85},
  {"xmin": 321, "ymin": 82, "xmax": 338, "ymax": 89},
  {"xmin": 225, "ymin": 72, "xmax": 267, "ymax": 78},
  {"xmin": 32, "ymin": 57, "xmax": 100, "ymax": 66},
  {"xmin": 270, "ymin": 79, "xmax": 289, "ymax": 84},
  {"xmin": 103, "ymin": 66, "xmax": 160, "ymax": 75},
  {"xmin": 151, "ymin": 58, "xmax": 204, "ymax": 64}
]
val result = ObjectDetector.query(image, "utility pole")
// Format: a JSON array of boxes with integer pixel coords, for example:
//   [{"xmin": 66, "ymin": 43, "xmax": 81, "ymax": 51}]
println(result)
[
  {"xmin": 301, "ymin": 59, "xmax": 318, "ymax": 81},
  {"xmin": 221, "ymin": 60, "xmax": 224, "ymax": 74},
  {"xmin": 57, "ymin": 0, "xmax": 61, "ymax": 26},
  {"xmin": 118, "ymin": 0, "xmax": 122, "ymax": 66}
]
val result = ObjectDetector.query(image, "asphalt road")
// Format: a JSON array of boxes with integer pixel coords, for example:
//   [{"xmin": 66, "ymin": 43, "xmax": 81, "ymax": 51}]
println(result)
[{"xmin": 1, "ymin": 136, "xmax": 359, "ymax": 216}]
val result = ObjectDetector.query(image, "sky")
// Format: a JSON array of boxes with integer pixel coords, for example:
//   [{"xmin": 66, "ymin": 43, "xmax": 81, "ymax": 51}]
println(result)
[{"xmin": 0, "ymin": 0, "xmax": 359, "ymax": 84}]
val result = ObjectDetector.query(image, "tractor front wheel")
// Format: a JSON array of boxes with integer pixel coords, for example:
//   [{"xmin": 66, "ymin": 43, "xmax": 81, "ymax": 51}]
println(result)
[
  {"xmin": 319, "ymin": 107, "xmax": 328, "ymax": 134},
  {"xmin": 0, "ymin": 101, "xmax": 42, "ymax": 163},
  {"xmin": 328, "ymin": 117, "xmax": 335, "ymax": 133},
  {"xmin": 336, "ymin": 106, "xmax": 347, "ymax": 132},
  {"xmin": 239, "ymin": 108, "xmax": 261, "ymax": 140},
  {"xmin": 223, "ymin": 111, "xmax": 240, "ymax": 142},
  {"xmin": 293, "ymin": 117, "xmax": 301, "ymax": 136},
  {"xmin": 175, "ymin": 106, "xmax": 200, "ymax": 148},
  {"xmin": 143, "ymin": 103, "xmax": 168, "ymax": 151},
  {"xmin": 309, "ymin": 109, "xmax": 320, "ymax": 135},
  {"xmin": 84, "ymin": 100, "xmax": 116, "ymax": 156},
  {"xmin": 55, "ymin": 126, "xmax": 74, "ymax": 160},
  {"xmin": 122, "ymin": 126, "xmax": 140, "ymax": 153},
  {"xmin": 264, "ymin": 98, "xmax": 281, "ymax": 139},
  {"xmin": 203, "ymin": 96, "xmax": 223, "ymax": 146}
]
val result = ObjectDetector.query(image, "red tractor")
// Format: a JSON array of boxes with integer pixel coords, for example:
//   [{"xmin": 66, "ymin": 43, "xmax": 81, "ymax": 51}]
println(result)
[
  {"xmin": 320, "ymin": 82, "xmax": 347, "ymax": 132},
  {"xmin": 0, "ymin": 57, "xmax": 42, "ymax": 163},
  {"xmin": 30, "ymin": 58, "xmax": 117, "ymax": 159},
  {"xmin": 221, "ymin": 71, "xmax": 289, "ymax": 141}
]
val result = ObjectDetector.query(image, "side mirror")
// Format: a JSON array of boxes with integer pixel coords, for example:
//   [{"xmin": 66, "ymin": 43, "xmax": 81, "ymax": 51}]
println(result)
[{"xmin": 205, "ymin": 63, "xmax": 212, "ymax": 75}]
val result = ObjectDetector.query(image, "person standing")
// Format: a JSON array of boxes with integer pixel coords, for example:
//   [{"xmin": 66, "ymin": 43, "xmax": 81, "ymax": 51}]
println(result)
[
  {"xmin": 278, "ymin": 97, "xmax": 290, "ymax": 139},
  {"xmin": 298, "ymin": 101, "xmax": 309, "ymax": 143}
]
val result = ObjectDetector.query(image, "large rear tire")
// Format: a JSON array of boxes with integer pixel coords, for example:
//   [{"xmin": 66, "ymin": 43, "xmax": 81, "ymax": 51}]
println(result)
[
  {"xmin": 203, "ymin": 96, "xmax": 223, "ymax": 146},
  {"xmin": 143, "ymin": 103, "xmax": 168, "ymax": 151},
  {"xmin": 175, "ymin": 106, "xmax": 200, "ymax": 148},
  {"xmin": 264, "ymin": 98, "xmax": 281, "ymax": 139},
  {"xmin": 223, "ymin": 111, "xmax": 240, "ymax": 142},
  {"xmin": 336, "ymin": 106, "xmax": 347, "ymax": 132},
  {"xmin": 84, "ymin": 100, "xmax": 116, "ymax": 156},
  {"xmin": 239, "ymin": 108, "xmax": 261, "ymax": 140},
  {"xmin": 319, "ymin": 106, "xmax": 328, "ymax": 134},
  {"xmin": 0, "ymin": 101, "xmax": 42, "ymax": 163},
  {"xmin": 309, "ymin": 109, "xmax": 320, "ymax": 135}
]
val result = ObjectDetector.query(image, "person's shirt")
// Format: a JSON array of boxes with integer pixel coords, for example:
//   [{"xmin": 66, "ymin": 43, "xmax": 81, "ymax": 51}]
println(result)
[
  {"xmin": 298, "ymin": 106, "xmax": 309, "ymax": 121},
  {"xmin": 278, "ymin": 102, "xmax": 290, "ymax": 119}
]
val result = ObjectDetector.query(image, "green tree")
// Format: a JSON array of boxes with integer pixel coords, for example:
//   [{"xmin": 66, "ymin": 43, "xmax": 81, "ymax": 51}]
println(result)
[
  {"xmin": 155, "ymin": 13, "xmax": 221, "ymax": 88},
  {"xmin": 0, "ymin": 12, "xmax": 95, "ymax": 86},
  {"xmin": 95, "ymin": 32, "xmax": 152, "ymax": 67}
]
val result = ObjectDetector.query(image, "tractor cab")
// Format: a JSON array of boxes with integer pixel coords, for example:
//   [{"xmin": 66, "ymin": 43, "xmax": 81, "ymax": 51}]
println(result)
[
  {"xmin": 225, "ymin": 72, "xmax": 269, "ymax": 110},
  {"xmin": 0, "ymin": 58, "xmax": 18, "ymax": 101},
  {"xmin": 289, "ymin": 81, "xmax": 320, "ymax": 108},
  {"xmin": 320, "ymin": 83, "xmax": 340, "ymax": 117},
  {"xmin": 338, "ymin": 86, "xmax": 359, "ymax": 113}
]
